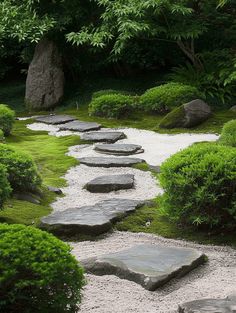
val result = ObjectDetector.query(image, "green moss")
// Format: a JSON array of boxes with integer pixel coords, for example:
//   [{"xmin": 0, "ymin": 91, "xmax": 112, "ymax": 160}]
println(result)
[{"xmin": 159, "ymin": 105, "xmax": 185, "ymax": 128}]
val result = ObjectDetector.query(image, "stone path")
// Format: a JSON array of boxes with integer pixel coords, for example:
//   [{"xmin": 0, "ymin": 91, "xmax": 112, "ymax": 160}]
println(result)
[{"xmin": 25, "ymin": 114, "xmax": 234, "ymax": 312}]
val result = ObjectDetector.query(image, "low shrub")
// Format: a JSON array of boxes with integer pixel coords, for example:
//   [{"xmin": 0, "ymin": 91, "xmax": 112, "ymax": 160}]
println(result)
[
  {"xmin": 0, "ymin": 129, "xmax": 4, "ymax": 142},
  {"xmin": 92, "ymin": 89, "xmax": 131, "ymax": 99},
  {"xmin": 0, "ymin": 224, "xmax": 85, "ymax": 313},
  {"xmin": 159, "ymin": 143, "xmax": 236, "ymax": 229},
  {"xmin": 89, "ymin": 93, "xmax": 134, "ymax": 118},
  {"xmin": 139, "ymin": 82, "xmax": 203, "ymax": 113},
  {"xmin": 0, "ymin": 104, "xmax": 15, "ymax": 136},
  {"xmin": 0, "ymin": 164, "xmax": 12, "ymax": 207},
  {"xmin": 0, "ymin": 144, "xmax": 41, "ymax": 192},
  {"xmin": 219, "ymin": 120, "xmax": 236, "ymax": 147}
]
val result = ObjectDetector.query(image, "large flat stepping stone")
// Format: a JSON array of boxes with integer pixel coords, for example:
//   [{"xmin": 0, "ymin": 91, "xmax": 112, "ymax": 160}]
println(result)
[
  {"xmin": 79, "ymin": 157, "xmax": 145, "ymax": 168},
  {"xmin": 85, "ymin": 174, "xmax": 134, "ymax": 193},
  {"xmin": 35, "ymin": 115, "xmax": 76, "ymax": 125},
  {"xmin": 178, "ymin": 295, "xmax": 236, "ymax": 312},
  {"xmin": 40, "ymin": 199, "xmax": 145, "ymax": 235},
  {"xmin": 81, "ymin": 245, "xmax": 205, "ymax": 291},
  {"xmin": 81, "ymin": 131, "xmax": 126, "ymax": 143},
  {"xmin": 59, "ymin": 120, "xmax": 101, "ymax": 132},
  {"xmin": 94, "ymin": 143, "xmax": 144, "ymax": 155}
]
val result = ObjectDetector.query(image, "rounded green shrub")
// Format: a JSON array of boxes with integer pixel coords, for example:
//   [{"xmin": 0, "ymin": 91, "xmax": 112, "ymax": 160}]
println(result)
[
  {"xmin": 0, "ymin": 224, "xmax": 85, "ymax": 313},
  {"xmin": 89, "ymin": 93, "xmax": 134, "ymax": 118},
  {"xmin": 0, "ymin": 144, "xmax": 41, "ymax": 192},
  {"xmin": 0, "ymin": 129, "xmax": 4, "ymax": 142},
  {"xmin": 92, "ymin": 89, "xmax": 131, "ymax": 99},
  {"xmin": 139, "ymin": 82, "xmax": 203, "ymax": 113},
  {"xmin": 0, "ymin": 104, "xmax": 15, "ymax": 136},
  {"xmin": 0, "ymin": 164, "xmax": 12, "ymax": 207},
  {"xmin": 159, "ymin": 143, "xmax": 236, "ymax": 229},
  {"xmin": 219, "ymin": 120, "xmax": 236, "ymax": 147}
]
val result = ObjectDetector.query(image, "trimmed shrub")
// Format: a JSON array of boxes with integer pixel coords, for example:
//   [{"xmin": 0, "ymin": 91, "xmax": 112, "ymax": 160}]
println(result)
[
  {"xmin": 139, "ymin": 82, "xmax": 203, "ymax": 113},
  {"xmin": 0, "ymin": 224, "xmax": 85, "ymax": 313},
  {"xmin": 0, "ymin": 144, "xmax": 41, "ymax": 192},
  {"xmin": 0, "ymin": 129, "xmax": 4, "ymax": 142},
  {"xmin": 0, "ymin": 164, "xmax": 12, "ymax": 207},
  {"xmin": 160, "ymin": 143, "xmax": 236, "ymax": 229},
  {"xmin": 92, "ymin": 89, "xmax": 131, "ymax": 99},
  {"xmin": 219, "ymin": 120, "xmax": 236, "ymax": 147},
  {"xmin": 89, "ymin": 93, "xmax": 134, "ymax": 118},
  {"xmin": 0, "ymin": 104, "xmax": 15, "ymax": 136}
]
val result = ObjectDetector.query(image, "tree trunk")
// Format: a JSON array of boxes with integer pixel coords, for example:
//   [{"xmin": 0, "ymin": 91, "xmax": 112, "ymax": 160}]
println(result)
[{"xmin": 177, "ymin": 39, "xmax": 204, "ymax": 71}]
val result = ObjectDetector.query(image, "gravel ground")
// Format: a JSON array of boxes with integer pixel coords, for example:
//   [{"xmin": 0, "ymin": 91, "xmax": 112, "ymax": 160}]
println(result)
[{"xmin": 71, "ymin": 231, "xmax": 236, "ymax": 313}]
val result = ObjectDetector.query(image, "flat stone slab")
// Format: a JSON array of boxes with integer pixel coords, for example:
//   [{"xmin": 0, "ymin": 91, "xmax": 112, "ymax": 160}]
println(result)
[
  {"xmin": 81, "ymin": 131, "xmax": 126, "ymax": 143},
  {"xmin": 59, "ymin": 120, "xmax": 101, "ymax": 132},
  {"xmin": 40, "ymin": 199, "xmax": 145, "ymax": 235},
  {"xmin": 85, "ymin": 174, "xmax": 134, "ymax": 193},
  {"xmin": 178, "ymin": 295, "xmax": 236, "ymax": 313},
  {"xmin": 94, "ymin": 144, "xmax": 144, "ymax": 155},
  {"xmin": 79, "ymin": 157, "xmax": 145, "ymax": 168},
  {"xmin": 81, "ymin": 244, "xmax": 205, "ymax": 291},
  {"xmin": 35, "ymin": 115, "xmax": 76, "ymax": 125}
]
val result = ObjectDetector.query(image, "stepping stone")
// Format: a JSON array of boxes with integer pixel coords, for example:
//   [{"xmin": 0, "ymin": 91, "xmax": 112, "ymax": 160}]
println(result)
[
  {"xmin": 94, "ymin": 144, "xmax": 144, "ymax": 155},
  {"xmin": 85, "ymin": 174, "xmax": 134, "ymax": 193},
  {"xmin": 40, "ymin": 199, "xmax": 145, "ymax": 235},
  {"xmin": 81, "ymin": 131, "xmax": 126, "ymax": 143},
  {"xmin": 81, "ymin": 245, "xmax": 205, "ymax": 291},
  {"xmin": 59, "ymin": 120, "xmax": 101, "ymax": 132},
  {"xmin": 35, "ymin": 115, "xmax": 76, "ymax": 125},
  {"xmin": 178, "ymin": 294, "xmax": 236, "ymax": 313},
  {"xmin": 79, "ymin": 157, "xmax": 145, "ymax": 168}
]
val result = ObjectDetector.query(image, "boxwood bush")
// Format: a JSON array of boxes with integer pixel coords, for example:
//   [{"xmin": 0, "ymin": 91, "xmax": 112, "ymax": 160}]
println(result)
[
  {"xmin": 92, "ymin": 89, "xmax": 131, "ymax": 99},
  {"xmin": 0, "ymin": 164, "xmax": 12, "ymax": 207},
  {"xmin": 219, "ymin": 120, "xmax": 236, "ymax": 147},
  {"xmin": 0, "ymin": 104, "xmax": 15, "ymax": 135},
  {"xmin": 0, "ymin": 224, "xmax": 85, "ymax": 313},
  {"xmin": 89, "ymin": 93, "xmax": 134, "ymax": 118},
  {"xmin": 139, "ymin": 82, "xmax": 203, "ymax": 113},
  {"xmin": 159, "ymin": 143, "xmax": 236, "ymax": 229},
  {"xmin": 0, "ymin": 144, "xmax": 41, "ymax": 192},
  {"xmin": 0, "ymin": 129, "xmax": 4, "ymax": 142}
]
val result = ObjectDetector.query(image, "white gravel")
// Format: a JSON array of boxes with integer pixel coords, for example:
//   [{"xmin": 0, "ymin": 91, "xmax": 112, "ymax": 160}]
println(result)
[{"xmin": 72, "ymin": 231, "xmax": 236, "ymax": 313}]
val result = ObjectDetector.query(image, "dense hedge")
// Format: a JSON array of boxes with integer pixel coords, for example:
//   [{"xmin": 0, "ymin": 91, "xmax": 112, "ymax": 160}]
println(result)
[
  {"xmin": 89, "ymin": 93, "xmax": 134, "ymax": 118},
  {"xmin": 219, "ymin": 120, "xmax": 236, "ymax": 147},
  {"xmin": 0, "ymin": 164, "xmax": 11, "ymax": 207},
  {"xmin": 0, "ymin": 104, "xmax": 15, "ymax": 135},
  {"xmin": 139, "ymin": 83, "xmax": 203, "ymax": 113},
  {"xmin": 92, "ymin": 89, "xmax": 131, "ymax": 99},
  {"xmin": 0, "ymin": 144, "xmax": 41, "ymax": 192},
  {"xmin": 160, "ymin": 143, "xmax": 236, "ymax": 229},
  {"xmin": 0, "ymin": 129, "xmax": 4, "ymax": 141},
  {"xmin": 0, "ymin": 224, "xmax": 85, "ymax": 313}
]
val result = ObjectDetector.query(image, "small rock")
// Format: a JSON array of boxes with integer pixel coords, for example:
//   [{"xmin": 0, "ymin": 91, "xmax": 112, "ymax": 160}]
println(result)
[
  {"xmin": 229, "ymin": 105, "xmax": 236, "ymax": 112},
  {"xmin": 14, "ymin": 193, "xmax": 41, "ymax": 205},
  {"xmin": 47, "ymin": 186, "xmax": 63, "ymax": 195}
]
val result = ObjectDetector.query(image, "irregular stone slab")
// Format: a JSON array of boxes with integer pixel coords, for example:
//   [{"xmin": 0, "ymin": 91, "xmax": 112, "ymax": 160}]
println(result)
[
  {"xmin": 178, "ymin": 294, "xmax": 236, "ymax": 313},
  {"xmin": 85, "ymin": 174, "xmax": 134, "ymax": 193},
  {"xmin": 94, "ymin": 144, "xmax": 144, "ymax": 155},
  {"xmin": 35, "ymin": 115, "xmax": 76, "ymax": 125},
  {"xmin": 81, "ymin": 244, "xmax": 205, "ymax": 291},
  {"xmin": 59, "ymin": 120, "xmax": 101, "ymax": 132},
  {"xmin": 40, "ymin": 199, "xmax": 145, "ymax": 235},
  {"xmin": 81, "ymin": 131, "xmax": 126, "ymax": 143},
  {"xmin": 79, "ymin": 157, "xmax": 145, "ymax": 168}
]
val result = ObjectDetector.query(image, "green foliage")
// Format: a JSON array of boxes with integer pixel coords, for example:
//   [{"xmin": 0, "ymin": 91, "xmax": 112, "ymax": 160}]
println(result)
[
  {"xmin": 0, "ymin": 130, "xmax": 4, "ymax": 142},
  {"xmin": 0, "ymin": 104, "xmax": 15, "ymax": 135},
  {"xmin": 0, "ymin": 144, "xmax": 41, "ymax": 192},
  {"xmin": 0, "ymin": 224, "xmax": 85, "ymax": 313},
  {"xmin": 159, "ymin": 105, "xmax": 186, "ymax": 128},
  {"xmin": 0, "ymin": 164, "xmax": 12, "ymax": 207},
  {"xmin": 139, "ymin": 83, "xmax": 202, "ymax": 113},
  {"xmin": 89, "ymin": 93, "xmax": 135, "ymax": 118},
  {"xmin": 160, "ymin": 143, "xmax": 236, "ymax": 229},
  {"xmin": 92, "ymin": 89, "xmax": 132, "ymax": 99},
  {"xmin": 219, "ymin": 120, "xmax": 236, "ymax": 147}
]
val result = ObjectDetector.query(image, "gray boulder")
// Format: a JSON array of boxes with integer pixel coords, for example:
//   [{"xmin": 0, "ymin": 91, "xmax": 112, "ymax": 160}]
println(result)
[
  {"xmin": 160, "ymin": 99, "xmax": 212, "ymax": 129},
  {"xmin": 25, "ymin": 39, "xmax": 64, "ymax": 110},
  {"xmin": 230, "ymin": 105, "xmax": 236, "ymax": 112}
]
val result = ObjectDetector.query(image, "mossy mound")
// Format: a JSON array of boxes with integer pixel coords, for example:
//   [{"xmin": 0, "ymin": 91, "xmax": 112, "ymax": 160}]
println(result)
[{"xmin": 159, "ymin": 105, "xmax": 186, "ymax": 128}]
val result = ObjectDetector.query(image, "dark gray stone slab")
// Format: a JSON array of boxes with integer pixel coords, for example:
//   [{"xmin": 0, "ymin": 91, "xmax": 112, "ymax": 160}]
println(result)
[
  {"xmin": 35, "ymin": 115, "xmax": 76, "ymax": 125},
  {"xmin": 40, "ymin": 199, "xmax": 145, "ymax": 235},
  {"xmin": 81, "ymin": 131, "xmax": 126, "ymax": 143},
  {"xmin": 79, "ymin": 157, "xmax": 145, "ymax": 168},
  {"xmin": 94, "ymin": 144, "xmax": 144, "ymax": 155},
  {"xmin": 81, "ymin": 244, "xmax": 205, "ymax": 291},
  {"xmin": 59, "ymin": 120, "xmax": 101, "ymax": 132},
  {"xmin": 47, "ymin": 186, "xmax": 63, "ymax": 195},
  {"xmin": 85, "ymin": 174, "xmax": 134, "ymax": 193},
  {"xmin": 178, "ymin": 295, "xmax": 236, "ymax": 313}
]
